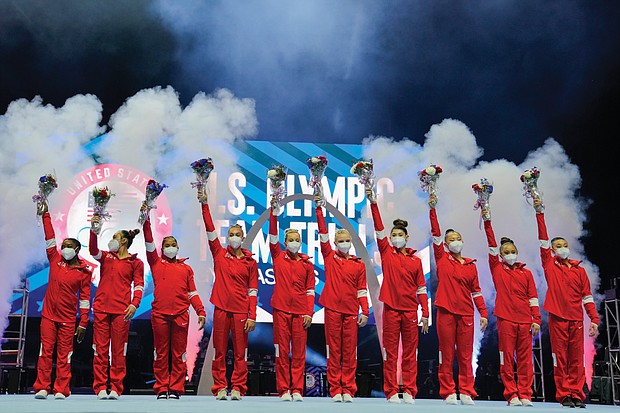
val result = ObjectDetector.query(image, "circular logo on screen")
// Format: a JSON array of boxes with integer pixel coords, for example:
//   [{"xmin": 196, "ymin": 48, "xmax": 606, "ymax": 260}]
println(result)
[{"xmin": 53, "ymin": 164, "xmax": 173, "ymax": 287}]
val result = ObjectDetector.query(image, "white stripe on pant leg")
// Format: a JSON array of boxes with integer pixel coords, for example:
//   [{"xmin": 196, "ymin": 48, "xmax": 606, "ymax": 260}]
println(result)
[
  {"xmin": 39, "ymin": 343, "xmax": 43, "ymax": 357},
  {"xmin": 213, "ymin": 348, "xmax": 216, "ymax": 361},
  {"xmin": 382, "ymin": 348, "xmax": 387, "ymax": 361},
  {"xmin": 182, "ymin": 352, "xmax": 186, "ymax": 363},
  {"xmin": 275, "ymin": 344, "xmax": 280, "ymax": 358},
  {"xmin": 355, "ymin": 348, "xmax": 357, "ymax": 360},
  {"xmin": 552, "ymin": 353, "xmax": 557, "ymax": 367},
  {"xmin": 416, "ymin": 349, "xmax": 418, "ymax": 361},
  {"xmin": 124, "ymin": 342, "xmax": 128, "ymax": 357},
  {"xmin": 439, "ymin": 351, "xmax": 442, "ymax": 364},
  {"xmin": 68, "ymin": 351, "xmax": 73, "ymax": 364},
  {"xmin": 92, "ymin": 344, "xmax": 98, "ymax": 357},
  {"xmin": 153, "ymin": 349, "xmax": 157, "ymax": 361},
  {"xmin": 499, "ymin": 351, "xmax": 504, "ymax": 365},
  {"xmin": 245, "ymin": 348, "xmax": 248, "ymax": 361},
  {"xmin": 326, "ymin": 345, "xmax": 330, "ymax": 359}
]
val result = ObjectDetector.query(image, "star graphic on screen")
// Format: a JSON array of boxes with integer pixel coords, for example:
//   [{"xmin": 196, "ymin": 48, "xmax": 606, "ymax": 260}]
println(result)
[
  {"xmin": 37, "ymin": 300, "xmax": 44, "ymax": 312},
  {"xmin": 157, "ymin": 213, "xmax": 169, "ymax": 225},
  {"xmin": 54, "ymin": 211, "xmax": 65, "ymax": 222}
]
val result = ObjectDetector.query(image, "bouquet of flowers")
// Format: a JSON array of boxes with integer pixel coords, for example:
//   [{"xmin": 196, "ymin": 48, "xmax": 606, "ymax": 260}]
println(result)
[
  {"xmin": 138, "ymin": 179, "xmax": 168, "ymax": 225},
  {"xmin": 350, "ymin": 159, "xmax": 376, "ymax": 202},
  {"xmin": 91, "ymin": 186, "xmax": 115, "ymax": 235},
  {"xmin": 190, "ymin": 157, "xmax": 214, "ymax": 190},
  {"xmin": 520, "ymin": 166, "xmax": 544, "ymax": 212},
  {"xmin": 267, "ymin": 164, "xmax": 287, "ymax": 216},
  {"xmin": 418, "ymin": 164, "xmax": 443, "ymax": 195},
  {"xmin": 306, "ymin": 155, "xmax": 328, "ymax": 207},
  {"xmin": 472, "ymin": 177, "xmax": 493, "ymax": 221},
  {"xmin": 32, "ymin": 173, "xmax": 58, "ymax": 224}
]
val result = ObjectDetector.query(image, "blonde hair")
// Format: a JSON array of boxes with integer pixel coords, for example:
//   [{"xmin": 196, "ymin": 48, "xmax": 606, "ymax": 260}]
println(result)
[
  {"xmin": 229, "ymin": 224, "xmax": 244, "ymax": 235},
  {"xmin": 284, "ymin": 228, "xmax": 299, "ymax": 241},
  {"xmin": 334, "ymin": 228, "xmax": 350, "ymax": 239}
]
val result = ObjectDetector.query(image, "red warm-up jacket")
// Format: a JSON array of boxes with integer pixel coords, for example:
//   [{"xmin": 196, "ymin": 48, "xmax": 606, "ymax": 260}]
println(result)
[
  {"xmin": 315, "ymin": 207, "xmax": 369, "ymax": 316},
  {"xmin": 430, "ymin": 208, "xmax": 488, "ymax": 318},
  {"xmin": 89, "ymin": 231, "xmax": 144, "ymax": 314},
  {"xmin": 370, "ymin": 203, "xmax": 429, "ymax": 316},
  {"xmin": 484, "ymin": 219, "xmax": 541, "ymax": 325},
  {"xmin": 41, "ymin": 212, "xmax": 91, "ymax": 327},
  {"xmin": 536, "ymin": 212, "xmax": 599, "ymax": 324},
  {"xmin": 143, "ymin": 218, "xmax": 205, "ymax": 317},
  {"xmin": 269, "ymin": 209, "xmax": 315, "ymax": 316},
  {"xmin": 201, "ymin": 203, "xmax": 258, "ymax": 320}
]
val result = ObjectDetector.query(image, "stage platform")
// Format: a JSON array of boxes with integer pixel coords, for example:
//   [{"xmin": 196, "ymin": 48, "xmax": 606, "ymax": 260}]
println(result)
[{"xmin": 0, "ymin": 395, "xmax": 618, "ymax": 413}]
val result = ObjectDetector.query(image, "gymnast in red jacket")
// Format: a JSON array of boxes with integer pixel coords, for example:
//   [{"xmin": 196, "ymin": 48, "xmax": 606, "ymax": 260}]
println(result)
[
  {"xmin": 313, "ymin": 195, "xmax": 369, "ymax": 403},
  {"xmin": 428, "ymin": 194, "xmax": 488, "ymax": 406},
  {"xmin": 198, "ymin": 188, "xmax": 258, "ymax": 401},
  {"xmin": 480, "ymin": 207, "xmax": 541, "ymax": 407},
  {"xmin": 142, "ymin": 208, "xmax": 206, "ymax": 400},
  {"xmin": 532, "ymin": 198, "xmax": 599, "ymax": 409},
  {"xmin": 268, "ymin": 196, "xmax": 315, "ymax": 402},
  {"xmin": 89, "ymin": 216, "xmax": 144, "ymax": 400},
  {"xmin": 33, "ymin": 201, "xmax": 92, "ymax": 400},
  {"xmin": 366, "ymin": 189, "xmax": 429, "ymax": 405}
]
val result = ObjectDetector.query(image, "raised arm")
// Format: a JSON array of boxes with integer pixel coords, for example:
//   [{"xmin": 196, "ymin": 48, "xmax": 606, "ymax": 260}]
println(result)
[
  {"xmin": 41, "ymin": 208, "xmax": 59, "ymax": 262},
  {"xmin": 369, "ymin": 201, "xmax": 390, "ymax": 255},
  {"xmin": 533, "ymin": 199, "xmax": 553, "ymax": 267},
  {"xmin": 315, "ymin": 205, "xmax": 332, "ymax": 258},
  {"xmin": 483, "ymin": 218, "xmax": 501, "ymax": 270},
  {"xmin": 429, "ymin": 205, "xmax": 445, "ymax": 262},
  {"xmin": 89, "ymin": 221, "xmax": 102, "ymax": 261},
  {"xmin": 268, "ymin": 207, "xmax": 282, "ymax": 259},
  {"xmin": 142, "ymin": 213, "xmax": 160, "ymax": 266},
  {"xmin": 198, "ymin": 191, "xmax": 224, "ymax": 257}
]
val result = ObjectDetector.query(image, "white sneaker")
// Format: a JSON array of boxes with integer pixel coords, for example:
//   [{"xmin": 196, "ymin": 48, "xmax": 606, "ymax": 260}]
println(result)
[
  {"xmin": 230, "ymin": 389, "xmax": 242, "ymax": 401},
  {"xmin": 108, "ymin": 390, "xmax": 119, "ymax": 400},
  {"xmin": 403, "ymin": 392, "xmax": 415, "ymax": 404},
  {"xmin": 388, "ymin": 394, "xmax": 401, "ymax": 404},
  {"xmin": 343, "ymin": 393, "xmax": 353, "ymax": 403},
  {"xmin": 332, "ymin": 394, "xmax": 343, "ymax": 402},
  {"xmin": 34, "ymin": 390, "xmax": 48, "ymax": 399},
  {"xmin": 520, "ymin": 398, "xmax": 534, "ymax": 407},
  {"xmin": 292, "ymin": 392, "xmax": 303, "ymax": 402},
  {"xmin": 215, "ymin": 389, "xmax": 228, "ymax": 400},
  {"xmin": 445, "ymin": 393, "xmax": 458, "ymax": 405},
  {"xmin": 509, "ymin": 397, "xmax": 523, "ymax": 406},
  {"xmin": 280, "ymin": 391, "xmax": 292, "ymax": 401},
  {"xmin": 460, "ymin": 394, "xmax": 475, "ymax": 405},
  {"xmin": 97, "ymin": 390, "xmax": 108, "ymax": 400},
  {"xmin": 54, "ymin": 393, "xmax": 66, "ymax": 400}
]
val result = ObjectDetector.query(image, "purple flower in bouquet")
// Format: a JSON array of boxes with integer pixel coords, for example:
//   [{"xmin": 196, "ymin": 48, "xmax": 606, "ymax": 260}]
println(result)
[
  {"xmin": 472, "ymin": 178, "xmax": 493, "ymax": 221},
  {"xmin": 418, "ymin": 164, "xmax": 443, "ymax": 196},
  {"xmin": 91, "ymin": 186, "xmax": 115, "ymax": 235},
  {"xmin": 32, "ymin": 173, "xmax": 58, "ymax": 222},
  {"xmin": 306, "ymin": 155, "xmax": 328, "ymax": 206},
  {"xmin": 138, "ymin": 179, "xmax": 168, "ymax": 225},
  {"xmin": 190, "ymin": 157, "xmax": 214, "ymax": 190},
  {"xmin": 267, "ymin": 165, "xmax": 287, "ymax": 215}
]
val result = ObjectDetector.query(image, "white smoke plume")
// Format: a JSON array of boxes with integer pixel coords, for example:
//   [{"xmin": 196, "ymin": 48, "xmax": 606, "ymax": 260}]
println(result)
[
  {"xmin": 362, "ymin": 118, "xmax": 600, "ymax": 382},
  {"xmin": 0, "ymin": 87, "xmax": 258, "ymax": 378},
  {"xmin": 0, "ymin": 95, "xmax": 104, "ymax": 334}
]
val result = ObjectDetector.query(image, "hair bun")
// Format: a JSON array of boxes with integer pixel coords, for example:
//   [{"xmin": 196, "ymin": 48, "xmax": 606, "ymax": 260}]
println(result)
[
  {"xmin": 129, "ymin": 229, "xmax": 141, "ymax": 239},
  {"xmin": 500, "ymin": 236, "xmax": 513, "ymax": 245},
  {"xmin": 393, "ymin": 218, "xmax": 408, "ymax": 228}
]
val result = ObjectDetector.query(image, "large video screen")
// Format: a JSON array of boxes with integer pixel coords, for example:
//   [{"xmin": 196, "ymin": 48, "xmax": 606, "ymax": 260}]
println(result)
[{"xmin": 13, "ymin": 138, "xmax": 431, "ymax": 325}]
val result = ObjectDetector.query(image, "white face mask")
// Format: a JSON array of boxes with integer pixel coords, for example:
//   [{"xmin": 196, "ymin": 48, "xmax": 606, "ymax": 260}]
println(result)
[
  {"xmin": 336, "ymin": 241, "xmax": 351, "ymax": 254},
  {"xmin": 555, "ymin": 247, "xmax": 570, "ymax": 259},
  {"xmin": 108, "ymin": 239, "xmax": 120, "ymax": 252},
  {"xmin": 286, "ymin": 241, "xmax": 301, "ymax": 254},
  {"xmin": 163, "ymin": 246, "xmax": 178, "ymax": 259},
  {"xmin": 503, "ymin": 253, "xmax": 518, "ymax": 266},
  {"xmin": 448, "ymin": 240, "xmax": 463, "ymax": 254},
  {"xmin": 391, "ymin": 236, "xmax": 406, "ymax": 249},
  {"xmin": 228, "ymin": 236, "xmax": 242, "ymax": 249},
  {"xmin": 61, "ymin": 247, "xmax": 77, "ymax": 261}
]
